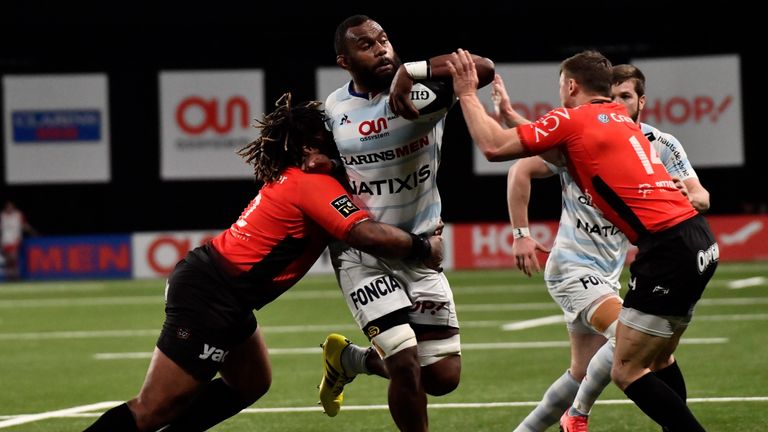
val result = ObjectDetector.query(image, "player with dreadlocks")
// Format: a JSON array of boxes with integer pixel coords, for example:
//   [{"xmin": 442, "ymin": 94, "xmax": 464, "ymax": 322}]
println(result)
[{"xmin": 85, "ymin": 93, "xmax": 444, "ymax": 432}]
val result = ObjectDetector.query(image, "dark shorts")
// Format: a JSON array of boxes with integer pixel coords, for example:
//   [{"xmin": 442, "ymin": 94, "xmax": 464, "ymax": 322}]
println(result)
[
  {"xmin": 156, "ymin": 251, "xmax": 257, "ymax": 382},
  {"xmin": 624, "ymin": 214, "xmax": 719, "ymax": 317}
]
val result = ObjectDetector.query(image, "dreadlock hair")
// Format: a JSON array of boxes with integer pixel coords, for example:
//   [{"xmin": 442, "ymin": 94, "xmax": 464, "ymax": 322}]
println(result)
[{"xmin": 238, "ymin": 93, "xmax": 326, "ymax": 183}]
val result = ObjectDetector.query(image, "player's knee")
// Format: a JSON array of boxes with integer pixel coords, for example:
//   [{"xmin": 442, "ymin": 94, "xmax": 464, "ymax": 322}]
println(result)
[
  {"xmin": 422, "ymin": 355, "xmax": 461, "ymax": 396},
  {"xmin": 587, "ymin": 296, "xmax": 622, "ymax": 336},
  {"xmin": 128, "ymin": 396, "xmax": 182, "ymax": 431},
  {"xmin": 610, "ymin": 363, "xmax": 635, "ymax": 390},
  {"xmin": 417, "ymin": 335, "xmax": 461, "ymax": 395},
  {"xmin": 235, "ymin": 375, "xmax": 271, "ymax": 404}
]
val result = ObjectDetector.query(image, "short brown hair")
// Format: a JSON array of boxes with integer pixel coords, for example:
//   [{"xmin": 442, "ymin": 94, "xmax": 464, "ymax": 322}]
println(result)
[
  {"xmin": 560, "ymin": 50, "xmax": 612, "ymax": 97},
  {"xmin": 612, "ymin": 64, "xmax": 646, "ymax": 97}
]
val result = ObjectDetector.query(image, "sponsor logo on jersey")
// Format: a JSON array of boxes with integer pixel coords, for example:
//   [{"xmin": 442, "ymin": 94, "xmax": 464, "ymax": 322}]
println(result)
[
  {"xmin": 199, "ymin": 344, "xmax": 229, "ymax": 362},
  {"xmin": 350, "ymin": 275, "xmax": 404, "ymax": 309},
  {"xmin": 532, "ymin": 108, "xmax": 571, "ymax": 142},
  {"xmin": 331, "ymin": 195, "xmax": 361, "ymax": 218},
  {"xmin": 637, "ymin": 183, "xmax": 653, "ymax": 198},
  {"xmin": 340, "ymin": 114, "xmax": 351, "ymax": 125},
  {"xmin": 609, "ymin": 112, "xmax": 634, "ymax": 124},
  {"xmin": 350, "ymin": 164, "xmax": 431, "ymax": 195},
  {"xmin": 597, "ymin": 113, "xmax": 610, "ymax": 123},
  {"xmin": 342, "ymin": 137, "xmax": 430, "ymax": 165},
  {"xmin": 652, "ymin": 285, "xmax": 670, "ymax": 295},
  {"xmin": 577, "ymin": 192, "xmax": 594, "ymax": 207},
  {"xmin": 697, "ymin": 242, "xmax": 720, "ymax": 274},
  {"xmin": 357, "ymin": 118, "xmax": 390, "ymax": 142},
  {"xmin": 576, "ymin": 218, "xmax": 621, "ymax": 237}
]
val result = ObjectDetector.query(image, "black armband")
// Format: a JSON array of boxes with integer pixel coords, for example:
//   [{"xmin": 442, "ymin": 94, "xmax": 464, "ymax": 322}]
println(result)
[{"xmin": 407, "ymin": 233, "xmax": 431, "ymax": 261}]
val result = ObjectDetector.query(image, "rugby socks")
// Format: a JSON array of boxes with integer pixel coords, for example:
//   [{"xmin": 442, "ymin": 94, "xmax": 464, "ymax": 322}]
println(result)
[
  {"xmin": 654, "ymin": 360, "xmax": 687, "ymax": 401},
  {"xmin": 569, "ymin": 341, "xmax": 614, "ymax": 416},
  {"xmin": 624, "ymin": 373, "xmax": 705, "ymax": 432},
  {"xmin": 83, "ymin": 402, "xmax": 138, "ymax": 431},
  {"xmin": 342, "ymin": 344, "xmax": 372, "ymax": 375},
  {"xmin": 163, "ymin": 378, "xmax": 249, "ymax": 431},
  {"xmin": 513, "ymin": 370, "xmax": 580, "ymax": 432}
]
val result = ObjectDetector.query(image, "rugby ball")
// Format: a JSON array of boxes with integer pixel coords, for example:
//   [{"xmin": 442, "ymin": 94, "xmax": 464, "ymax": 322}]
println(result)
[{"xmin": 410, "ymin": 80, "xmax": 454, "ymax": 118}]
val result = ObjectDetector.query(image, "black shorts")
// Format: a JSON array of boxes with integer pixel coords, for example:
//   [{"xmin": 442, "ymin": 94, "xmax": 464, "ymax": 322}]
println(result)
[
  {"xmin": 624, "ymin": 214, "xmax": 719, "ymax": 317},
  {"xmin": 156, "ymin": 249, "xmax": 257, "ymax": 382}
]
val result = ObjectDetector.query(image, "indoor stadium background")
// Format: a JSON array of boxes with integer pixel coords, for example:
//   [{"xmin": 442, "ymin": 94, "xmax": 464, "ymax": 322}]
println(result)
[{"xmin": 1, "ymin": 3, "xmax": 765, "ymax": 431}]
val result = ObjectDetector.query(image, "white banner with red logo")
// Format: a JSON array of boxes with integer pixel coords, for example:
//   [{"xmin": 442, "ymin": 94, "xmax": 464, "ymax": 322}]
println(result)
[
  {"xmin": 473, "ymin": 62, "xmax": 562, "ymax": 175},
  {"xmin": 132, "ymin": 231, "xmax": 219, "ymax": 278},
  {"xmin": 3, "ymin": 74, "xmax": 111, "ymax": 184},
  {"xmin": 631, "ymin": 55, "xmax": 743, "ymax": 167},
  {"xmin": 159, "ymin": 70, "xmax": 264, "ymax": 180}
]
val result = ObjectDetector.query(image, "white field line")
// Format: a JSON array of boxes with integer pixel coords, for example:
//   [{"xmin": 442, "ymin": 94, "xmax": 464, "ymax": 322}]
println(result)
[
  {"xmin": 727, "ymin": 276, "xmax": 767, "ymax": 289},
  {"xmin": 501, "ymin": 315, "xmax": 563, "ymax": 330},
  {"xmin": 93, "ymin": 337, "xmax": 728, "ymax": 360},
  {"xmin": 0, "ymin": 401, "xmax": 121, "ymax": 428},
  {"xmin": 4, "ymin": 311, "xmax": 768, "ymax": 342},
  {"xmin": 2, "ymin": 397, "xmax": 767, "ymax": 424}
]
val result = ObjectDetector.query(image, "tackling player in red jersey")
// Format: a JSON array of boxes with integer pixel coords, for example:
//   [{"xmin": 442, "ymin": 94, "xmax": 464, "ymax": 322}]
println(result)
[
  {"xmin": 448, "ymin": 49, "xmax": 717, "ymax": 431},
  {"xmin": 84, "ymin": 94, "xmax": 444, "ymax": 432}
]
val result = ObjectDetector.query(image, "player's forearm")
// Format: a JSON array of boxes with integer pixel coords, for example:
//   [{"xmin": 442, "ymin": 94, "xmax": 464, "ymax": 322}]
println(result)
[
  {"xmin": 507, "ymin": 165, "xmax": 533, "ymax": 228},
  {"xmin": 346, "ymin": 221, "xmax": 436, "ymax": 263},
  {"xmin": 460, "ymin": 94, "xmax": 527, "ymax": 162},
  {"xmin": 501, "ymin": 108, "xmax": 531, "ymax": 127},
  {"xmin": 430, "ymin": 54, "xmax": 495, "ymax": 88},
  {"xmin": 684, "ymin": 178, "xmax": 709, "ymax": 213}
]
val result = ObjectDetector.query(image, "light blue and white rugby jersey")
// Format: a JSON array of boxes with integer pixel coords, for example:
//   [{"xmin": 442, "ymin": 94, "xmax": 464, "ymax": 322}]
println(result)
[
  {"xmin": 543, "ymin": 123, "xmax": 698, "ymax": 284},
  {"xmin": 543, "ymin": 164, "xmax": 629, "ymax": 285},
  {"xmin": 642, "ymin": 122, "xmax": 698, "ymax": 181},
  {"xmin": 325, "ymin": 82, "xmax": 447, "ymax": 235}
]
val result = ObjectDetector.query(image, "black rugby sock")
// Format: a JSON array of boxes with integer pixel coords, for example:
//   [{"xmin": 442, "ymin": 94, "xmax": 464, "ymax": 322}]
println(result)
[
  {"xmin": 624, "ymin": 373, "xmax": 705, "ymax": 432},
  {"xmin": 162, "ymin": 378, "xmax": 250, "ymax": 431},
  {"xmin": 654, "ymin": 360, "xmax": 687, "ymax": 401},
  {"xmin": 83, "ymin": 402, "xmax": 138, "ymax": 431}
]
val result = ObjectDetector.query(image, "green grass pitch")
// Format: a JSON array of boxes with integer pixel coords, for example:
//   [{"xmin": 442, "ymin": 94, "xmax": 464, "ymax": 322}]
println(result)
[{"xmin": 1, "ymin": 262, "xmax": 766, "ymax": 431}]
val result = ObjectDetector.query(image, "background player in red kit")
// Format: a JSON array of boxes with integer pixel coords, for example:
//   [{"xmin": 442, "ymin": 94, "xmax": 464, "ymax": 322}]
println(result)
[
  {"xmin": 84, "ymin": 94, "xmax": 444, "ymax": 432},
  {"xmin": 448, "ymin": 50, "xmax": 718, "ymax": 431}
]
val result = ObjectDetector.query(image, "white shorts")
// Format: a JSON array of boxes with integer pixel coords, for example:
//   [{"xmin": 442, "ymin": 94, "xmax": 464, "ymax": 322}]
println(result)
[
  {"xmin": 331, "ymin": 246, "xmax": 459, "ymax": 330},
  {"xmin": 546, "ymin": 271, "xmax": 621, "ymax": 333}
]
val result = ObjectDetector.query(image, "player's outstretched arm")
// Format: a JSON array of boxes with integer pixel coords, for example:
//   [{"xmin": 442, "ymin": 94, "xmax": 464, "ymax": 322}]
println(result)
[
  {"xmin": 346, "ymin": 221, "xmax": 443, "ymax": 271},
  {"xmin": 508, "ymin": 157, "xmax": 552, "ymax": 276},
  {"xmin": 448, "ymin": 49, "xmax": 528, "ymax": 162}
]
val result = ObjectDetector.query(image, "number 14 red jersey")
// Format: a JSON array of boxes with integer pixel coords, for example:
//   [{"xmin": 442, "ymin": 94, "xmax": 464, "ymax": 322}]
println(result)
[{"xmin": 517, "ymin": 101, "xmax": 697, "ymax": 243}]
